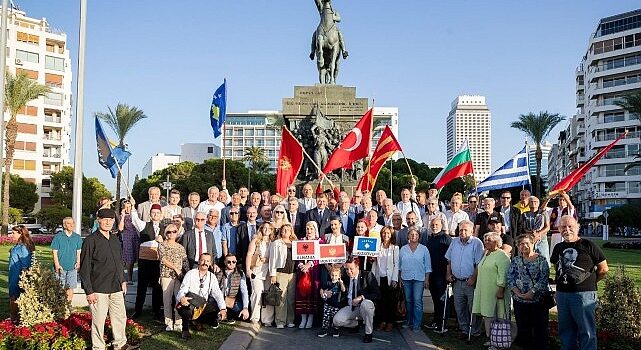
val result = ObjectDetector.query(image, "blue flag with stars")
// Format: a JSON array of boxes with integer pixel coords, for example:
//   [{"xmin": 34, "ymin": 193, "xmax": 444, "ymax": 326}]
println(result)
[{"xmin": 209, "ymin": 79, "xmax": 227, "ymax": 138}]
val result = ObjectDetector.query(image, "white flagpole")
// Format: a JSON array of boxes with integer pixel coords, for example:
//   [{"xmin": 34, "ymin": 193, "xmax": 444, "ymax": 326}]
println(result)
[{"xmin": 72, "ymin": 0, "xmax": 87, "ymax": 233}]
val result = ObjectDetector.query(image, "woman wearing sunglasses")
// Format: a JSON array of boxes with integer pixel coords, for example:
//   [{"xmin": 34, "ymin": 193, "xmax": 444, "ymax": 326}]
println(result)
[
  {"xmin": 158, "ymin": 224, "xmax": 188, "ymax": 331},
  {"xmin": 271, "ymin": 204, "xmax": 291, "ymax": 231}
]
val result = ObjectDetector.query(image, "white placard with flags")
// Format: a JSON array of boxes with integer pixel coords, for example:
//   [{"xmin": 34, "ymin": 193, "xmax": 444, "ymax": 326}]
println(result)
[
  {"xmin": 352, "ymin": 236, "xmax": 380, "ymax": 257},
  {"xmin": 476, "ymin": 146, "xmax": 530, "ymax": 193},
  {"xmin": 292, "ymin": 240, "xmax": 319, "ymax": 260}
]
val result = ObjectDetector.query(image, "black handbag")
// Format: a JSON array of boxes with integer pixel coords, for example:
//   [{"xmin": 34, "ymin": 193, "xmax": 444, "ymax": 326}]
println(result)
[
  {"xmin": 262, "ymin": 283, "xmax": 283, "ymax": 307},
  {"xmin": 542, "ymin": 287, "xmax": 556, "ymax": 310},
  {"xmin": 185, "ymin": 292, "xmax": 207, "ymax": 308}
]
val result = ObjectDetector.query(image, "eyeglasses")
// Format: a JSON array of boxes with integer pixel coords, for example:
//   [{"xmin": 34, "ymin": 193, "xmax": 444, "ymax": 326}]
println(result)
[
  {"xmin": 230, "ymin": 212, "xmax": 239, "ymax": 215},
  {"xmin": 275, "ymin": 211, "xmax": 285, "ymax": 214},
  {"xmin": 288, "ymin": 189, "xmax": 296, "ymax": 192},
  {"xmin": 226, "ymin": 260, "xmax": 237, "ymax": 264},
  {"xmin": 166, "ymin": 230, "xmax": 177, "ymax": 234},
  {"xmin": 195, "ymin": 218, "xmax": 206, "ymax": 221},
  {"xmin": 469, "ymin": 201, "xmax": 477, "ymax": 204},
  {"xmin": 501, "ymin": 197, "xmax": 511, "ymax": 199}
]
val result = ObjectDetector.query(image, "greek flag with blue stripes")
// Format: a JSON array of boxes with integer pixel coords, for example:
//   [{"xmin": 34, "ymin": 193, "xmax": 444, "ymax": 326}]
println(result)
[{"xmin": 476, "ymin": 146, "xmax": 530, "ymax": 193}]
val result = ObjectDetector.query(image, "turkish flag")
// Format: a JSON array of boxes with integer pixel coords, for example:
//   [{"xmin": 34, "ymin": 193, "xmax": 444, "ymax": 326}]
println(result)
[
  {"xmin": 551, "ymin": 131, "xmax": 627, "ymax": 194},
  {"xmin": 276, "ymin": 126, "xmax": 304, "ymax": 196},
  {"xmin": 322, "ymin": 109, "xmax": 373, "ymax": 173},
  {"xmin": 357, "ymin": 125, "xmax": 402, "ymax": 192}
]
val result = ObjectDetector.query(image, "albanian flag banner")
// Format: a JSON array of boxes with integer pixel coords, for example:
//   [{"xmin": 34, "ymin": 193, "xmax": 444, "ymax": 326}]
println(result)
[
  {"xmin": 318, "ymin": 243, "xmax": 347, "ymax": 264},
  {"xmin": 356, "ymin": 125, "xmax": 402, "ymax": 192},
  {"xmin": 551, "ymin": 131, "xmax": 628, "ymax": 194},
  {"xmin": 292, "ymin": 240, "xmax": 320, "ymax": 260},
  {"xmin": 322, "ymin": 108, "xmax": 373, "ymax": 173},
  {"xmin": 276, "ymin": 126, "xmax": 304, "ymax": 196}
]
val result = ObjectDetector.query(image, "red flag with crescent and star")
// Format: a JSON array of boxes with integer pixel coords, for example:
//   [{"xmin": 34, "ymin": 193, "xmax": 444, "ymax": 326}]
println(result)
[
  {"xmin": 356, "ymin": 125, "xmax": 402, "ymax": 192},
  {"xmin": 276, "ymin": 126, "xmax": 304, "ymax": 196},
  {"xmin": 322, "ymin": 108, "xmax": 373, "ymax": 174}
]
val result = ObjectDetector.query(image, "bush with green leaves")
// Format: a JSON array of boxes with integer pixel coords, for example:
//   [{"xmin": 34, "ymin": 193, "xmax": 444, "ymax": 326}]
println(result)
[
  {"xmin": 16, "ymin": 255, "xmax": 71, "ymax": 327},
  {"xmin": 596, "ymin": 265, "xmax": 641, "ymax": 349}
]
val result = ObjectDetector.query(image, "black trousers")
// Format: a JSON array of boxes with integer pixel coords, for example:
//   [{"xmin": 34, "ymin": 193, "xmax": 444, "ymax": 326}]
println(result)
[
  {"xmin": 377, "ymin": 276, "xmax": 397, "ymax": 324},
  {"xmin": 513, "ymin": 299, "xmax": 549, "ymax": 350},
  {"xmin": 178, "ymin": 298, "xmax": 221, "ymax": 332},
  {"xmin": 135, "ymin": 259, "xmax": 162, "ymax": 314},
  {"xmin": 428, "ymin": 275, "xmax": 448, "ymax": 327}
]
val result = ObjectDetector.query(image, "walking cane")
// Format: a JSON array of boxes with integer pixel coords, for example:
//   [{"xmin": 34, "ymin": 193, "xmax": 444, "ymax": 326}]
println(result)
[
  {"xmin": 440, "ymin": 283, "xmax": 451, "ymax": 335},
  {"xmin": 467, "ymin": 309, "xmax": 474, "ymax": 344}
]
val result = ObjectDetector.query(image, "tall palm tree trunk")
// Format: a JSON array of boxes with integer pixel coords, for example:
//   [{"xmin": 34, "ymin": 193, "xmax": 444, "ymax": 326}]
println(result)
[
  {"xmin": 535, "ymin": 145, "xmax": 543, "ymax": 197},
  {"xmin": 2, "ymin": 116, "xmax": 18, "ymax": 234},
  {"xmin": 114, "ymin": 141, "xmax": 124, "ymax": 204}
]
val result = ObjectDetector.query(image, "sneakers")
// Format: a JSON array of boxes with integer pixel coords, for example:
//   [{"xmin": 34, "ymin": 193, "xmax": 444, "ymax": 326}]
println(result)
[
  {"xmin": 165, "ymin": 325, "xmax": 173, "ymax": 331},
  {"xmin": 286, "ymin": 323, "xmax": 296, "ymax": 328},
  {"xmin": 433, "ymin": 328, "xmax": 448, "ymax": 334},
  {"xmin": 424, "ymin": 322, "xmax": 438, "ymax": 330},
  {"xmin": 317, "ymin": 329, "xmax": 329, "ymax": 338},
  {"xmin": 331, "ymin": 328, "xmax": 340, "ymax": 337},
  {"xmin": 222, "ymin": 319, "xmax": 236, "ymax": 325},
  {"xmin": 211, "ymin": 320, "xmax": 219, "ymax": 330},
  {"xmin": 276, "ymin": 324, "xmax": 285, "ymax": 329}
]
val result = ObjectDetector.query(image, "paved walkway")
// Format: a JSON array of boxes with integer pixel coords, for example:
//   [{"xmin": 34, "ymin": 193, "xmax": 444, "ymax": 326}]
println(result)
[{"xmin": 245, "ymin": 325, "xmax": 436, "ymax": 350}]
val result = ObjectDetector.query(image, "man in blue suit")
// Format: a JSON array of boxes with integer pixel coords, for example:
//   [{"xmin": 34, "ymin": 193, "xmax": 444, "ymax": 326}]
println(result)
[{"xmin": 336, "ymin": 196, "xmax": 356, "ymax": 239}]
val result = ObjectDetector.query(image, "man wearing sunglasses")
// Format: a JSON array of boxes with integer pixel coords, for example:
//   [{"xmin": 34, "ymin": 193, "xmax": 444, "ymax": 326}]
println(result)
[
  {"xmin": 182, "ymin": 212, "xmax": 217, "ymax": 269},
  {"xmin": 176, "ymin": 253, "xmax": 227, "ymax": 340},
  {"xmin": 494, "ymin": 190, "xmax": 522, "ymax": 243},
  {"xmin": 221, "ymin": 208, "xmax": 250, "ymax": 271},
  {"xmin": 214, "ymin": 254, "xmax": 249, "ymax": 324}
]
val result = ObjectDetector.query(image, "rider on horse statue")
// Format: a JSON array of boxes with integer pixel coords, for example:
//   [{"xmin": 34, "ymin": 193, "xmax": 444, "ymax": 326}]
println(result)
[{"xmin": 310, "ymin": 0, "xmax": 348, "ymax": 84}]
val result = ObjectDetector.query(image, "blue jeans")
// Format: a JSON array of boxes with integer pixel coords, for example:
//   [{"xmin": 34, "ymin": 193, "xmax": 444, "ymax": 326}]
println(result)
[
  {"xmin": 402, "ymin": 279, "xmax": 424, "ymax": 330},
  {"xmin": 556, "ymin": 291, "xmax": 597, "ymax": 350}
]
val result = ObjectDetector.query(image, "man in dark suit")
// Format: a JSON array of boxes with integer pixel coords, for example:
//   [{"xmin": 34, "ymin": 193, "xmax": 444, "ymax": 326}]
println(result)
[
  {"xmin": 336, "ymin": 196, "xmax": 356, "ymax": 239},
  {"xmin": 181, "ymin": 192, "xmax": 200, "ymax": 231},
  {"xmin": 305, "ymin": 193, "xmax": 331, "ymax": 234},
  {"xmin": 495, "ymin": 190, "xmax": 521, "ymax": 241},
  {"xmin": 333, "ymin": 257, "xmax": 381, "ymax": 343},
  {"xmin": 221, "ymin": 193, "xmax": 247, "ymax": 225},
  {"xmin": 182, "ymin": 212, "xmax": 216, "ymax": 269},
  {"xmin": 287, "ymin": 197, "xmax": 306, "ymax": 238}
]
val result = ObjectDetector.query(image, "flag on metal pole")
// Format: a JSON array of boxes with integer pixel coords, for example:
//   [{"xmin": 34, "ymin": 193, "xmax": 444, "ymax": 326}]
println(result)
[
  {"xmin": 322, "ymin": 108, "xmax": 373, "ymax": 173},
  {"xmin": 209, "ymin": 79, "xmax": 227, "ymax": 138},
  {"xmin": 95, "ymin": 117, "xmax": 131, "ymax": 179},
  {"xmin": 356, "ymin": 125, "xmax": 402, "ymax": 192},
  {"xmin": 432, "ymin": 139, "xmax": 474, "ymax": 189},
  {"xmin": 475, "ymin": 146, "xmax": 530, "ymax": 193},
  {"xmin": 276, "ymin": 126, "xmax": 304, "ymax": 196}
]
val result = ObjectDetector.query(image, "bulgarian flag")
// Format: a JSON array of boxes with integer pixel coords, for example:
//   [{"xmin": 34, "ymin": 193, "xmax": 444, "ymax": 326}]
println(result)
[{"xmin": 433, "ymin": 140, "xmax": 474, "ymax": 189}]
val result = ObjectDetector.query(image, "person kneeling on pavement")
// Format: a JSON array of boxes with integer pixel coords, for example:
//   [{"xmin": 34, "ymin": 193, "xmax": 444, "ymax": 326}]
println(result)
[
  {"xmin": 332, "ymin": 257, "xmax": 381, "ymax": 343},
  {"xmin": 215, "ymin": 253, "xmax": 250, "ymax": 324},
  {"xmin": 176, "ymin": 253, "xmax": 227, "ymax": 340}
]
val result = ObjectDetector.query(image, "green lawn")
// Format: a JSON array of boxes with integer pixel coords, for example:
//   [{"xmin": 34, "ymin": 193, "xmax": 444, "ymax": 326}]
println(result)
[{"xmin": 0, "ymin": 245, "xmax": 233, "ymax": 349}]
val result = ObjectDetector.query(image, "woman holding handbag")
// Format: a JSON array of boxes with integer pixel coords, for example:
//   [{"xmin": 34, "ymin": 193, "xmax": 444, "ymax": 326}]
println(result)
[
  {"xmin": 506, "ymin": 233, "xmax": 550, "ymax": 350},
  {"xmin": 295, "ymin": 221, "xmax": 323, "ymax": 328},
  {"xmin": 268, "ymin": 224, "xmax": 298, "ymax": 328},
  {"xmin": 246, "ymin": 222, "xmax": 273, "ymax": 326},
  {"xmin": 371, "ymin": 226, "xmax": 400, "ymax": 331}
]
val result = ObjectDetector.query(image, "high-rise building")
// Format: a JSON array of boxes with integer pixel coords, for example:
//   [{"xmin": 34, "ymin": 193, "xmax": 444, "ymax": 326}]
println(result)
[
  {"xmin": 550, "ymin": 9, "xmax": 641, "ymax": 219},
  {"xmin": 2, "ymin": 8, "xmax": 73, "ymax": 210},
  {"xmin": 446, "ymin": 95, "xmax": 492, "ymax": 182},
  {"xmin": 527, "ymin": 140, "xmax": 553, "ymax": 188}
]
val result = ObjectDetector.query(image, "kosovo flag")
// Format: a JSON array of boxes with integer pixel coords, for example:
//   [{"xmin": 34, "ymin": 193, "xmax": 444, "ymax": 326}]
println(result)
[
  {"xmin": 209, "ymin": 79, "xmax": 227, "ymax": 138},
  {"xmin": 95, "ymin": 117, "xmax": 131, "ymax": 178},
  {"xmin": 356, "ymin": 237, "xmax": 378, "ymax": 253}
]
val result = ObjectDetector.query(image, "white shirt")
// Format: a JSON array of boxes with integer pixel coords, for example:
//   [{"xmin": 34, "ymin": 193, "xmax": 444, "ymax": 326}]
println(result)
[
  {"xmin": 130, "ymin": 209, "xmax": 161, "ymax": 237},
  {"xmin": 176, "ymin": 269, "xmax": 225, "ymax": 311},
  {"xmin": 197, "ymin": 200, "xmax": 225, "ymax": 216},
  {"xmin": 445, "ymin": 210, "xmax": 469, "ymax": 236},
  {"xmin": 396, "ymin": 201, "xmax": 423, "ymax": 228},
  {"xmin": 162, "ymin": 205, "xmax": 181, "ymax": 220},
  {"xmin": 500, "ymin": 206, "xmax": 512, "ymax": 232},
  {"xmin": 378, "ymin": 246, "xmax": 391, "ymax": 278}
]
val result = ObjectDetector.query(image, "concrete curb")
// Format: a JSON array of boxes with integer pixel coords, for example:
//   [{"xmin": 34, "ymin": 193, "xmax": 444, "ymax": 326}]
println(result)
[
  {"xmin": 219, "ymin": 322, "xmax": 260, "ymax": 350},
  {"xmin": 399, "ymin": 328, "xmax": 438, "ymax": 349}
]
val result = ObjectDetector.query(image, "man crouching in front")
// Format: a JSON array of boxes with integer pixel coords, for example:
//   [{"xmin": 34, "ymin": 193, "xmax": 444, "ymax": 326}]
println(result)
[{"xmin": 176, "ymin": 253, "xmax": 227, "ymax": 340}]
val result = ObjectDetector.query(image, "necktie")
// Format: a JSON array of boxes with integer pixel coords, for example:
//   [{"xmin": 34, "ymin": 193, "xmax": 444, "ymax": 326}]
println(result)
[
  {"xmin": 249, "ymin": 225, "xmax": 255, "ymax": 239},
  {"xmin": 319, "ymin": 210, "xmax": 323, "ymax": 219},
  {"xmin": 350, "ymin": 279, "xmax": 358, "ymax": 310},
  {"xmin": 291, "ymin": 214, "xmax": 296, "ymax": 227},
  {"xmin": 198, "ymin": 231, "xmax": 203, "ymax": 259}
]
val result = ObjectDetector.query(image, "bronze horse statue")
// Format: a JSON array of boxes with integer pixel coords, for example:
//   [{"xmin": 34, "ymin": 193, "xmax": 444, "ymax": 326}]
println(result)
[{"xmin": 310, "ymin": 0, "xmax": 348, "ymax": 84}]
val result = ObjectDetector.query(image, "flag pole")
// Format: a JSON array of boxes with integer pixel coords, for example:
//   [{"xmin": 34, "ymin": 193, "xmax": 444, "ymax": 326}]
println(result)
[
  {"xmin": 72, "ymin": 0, "xmax": 87, "ymax": 233},
  {"xmin": 300, "ymin": 147, "xmax": 337, "ymax": 189},
  {"xmin": 112, "ymin": 155, "xmax": 132, "ymax": 199},
  {"xmin": 389, "ymin": 159, "xmax": 393, "ymax": 197},
  {"xmin": 222, "ymin": 121, "xmax": 226, "ymax": 182},
  {"xmin": 400, "ymin": 150, "xmax": 414, "ymax": 180}
]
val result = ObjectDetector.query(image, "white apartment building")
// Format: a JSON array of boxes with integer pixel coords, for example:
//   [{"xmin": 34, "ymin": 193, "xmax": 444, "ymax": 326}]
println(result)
[
  {"xmin": 527, "ymin": 140, "xmax": 553, "ymax": 187},
  {"xmin": 141, "ymin": 153, "xmax": 181, "ymax": 178},
  {"xmin": 2, "ymin": 8, "xmax": 72, "ymax": 210},
  {"xmin": 222, "ymin": 107, "xmax": 400, "ymax": 173},
  {"xmin": 180, "ymin": 143, "xmax": 221, "ymax": 164},
  {"xmin": 446, "ymin": 95, "xmax": 492, "ymax": 182},
  {"xmin": 560, "ymin": 9, "xmax": 641, "ymax": 219}
]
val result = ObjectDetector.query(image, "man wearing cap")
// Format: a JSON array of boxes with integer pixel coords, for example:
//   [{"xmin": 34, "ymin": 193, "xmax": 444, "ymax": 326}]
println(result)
[
  {"xmin": 487, "ymin": 214, "xmax": 514, "ymax": 256},
  {"xmin": 79, "ymin": 208, "xmax": 135, "ymax": 350},
  {"xmin": 129, "ymin": 198, "xmax": 165, "ymax": 320},
  {"xmin": 427, "ymin": 184, "xmax": 447, "ymax": 213},
  {"xmin": 474, "ymin": 197, "xmax": 499, "ymax": 237}
]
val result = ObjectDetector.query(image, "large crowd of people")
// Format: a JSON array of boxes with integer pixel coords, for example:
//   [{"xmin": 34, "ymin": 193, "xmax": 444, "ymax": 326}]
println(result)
[{"xmin": 5, "ymin": 182, "xmax": 609, "ymax": 350}]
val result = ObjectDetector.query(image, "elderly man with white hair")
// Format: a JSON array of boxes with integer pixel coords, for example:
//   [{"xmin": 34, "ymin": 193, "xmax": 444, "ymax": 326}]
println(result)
[{"xmin": 444, "ymin": 220, "xmax": 484, "ymax": 338}]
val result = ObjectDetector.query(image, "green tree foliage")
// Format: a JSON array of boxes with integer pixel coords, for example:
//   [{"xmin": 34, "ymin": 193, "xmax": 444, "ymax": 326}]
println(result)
[
  {"xmin": 132, "ymin": 159, "xmax": 275, "ymax": 205},
  {"xmin": 596, "ymin": 266, "xmax": 641, "ymax": 349},
  {"xmin": 0, "ymin": 205, "xmax": 24, "ymax": 225},
  {"xmin": 49, "ymin": 166, "xmax": 112, "ymax": 217},
  {"xmin": 5, "ymin": 174, "xmax": 39, "ymax": 214},
  {"xmin": 598, "ymin": 204, "xmax": 641, "ymax": 230},
  {"xmin": 35, "ymin": 204, "xmax": 72, "ymax": 232}
]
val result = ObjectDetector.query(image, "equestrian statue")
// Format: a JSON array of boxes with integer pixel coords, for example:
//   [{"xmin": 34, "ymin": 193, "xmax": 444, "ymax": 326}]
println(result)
[{"xmin": 310, "ymin": 0, "xmax": 348, "ymax": 84}]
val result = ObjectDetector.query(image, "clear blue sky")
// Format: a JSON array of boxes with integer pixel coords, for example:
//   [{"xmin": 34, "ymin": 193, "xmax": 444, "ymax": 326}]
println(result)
[{"xmin": 19, "ymin": 0, "xmax": 641, "ymax": 195}]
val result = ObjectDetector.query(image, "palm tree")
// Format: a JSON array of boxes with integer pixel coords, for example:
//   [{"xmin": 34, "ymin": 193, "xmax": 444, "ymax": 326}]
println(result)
[
  {"xmin": 615, "ymin": 90, "xmax": 641, "ymax": 171},
  {"xmin": 243, "ymin": 146, "xmax": 268, "ymax": 189},
  {"xmin": 2, "ymin": 72, "xmax": 50, "ymax": 234},
  {"xmin": 95, "ymin": 104, "xmax": 147, "ymax": 203},
  {"xmin": 511, "ymin": 111, "xmax": 565, "ymax": 197}
]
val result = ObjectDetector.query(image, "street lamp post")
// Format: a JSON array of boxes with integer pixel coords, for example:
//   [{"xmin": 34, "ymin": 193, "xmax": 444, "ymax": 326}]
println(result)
[
  {"xmin": 602, "ymin": 210, "xmax": 609, "ymax": 241},
  {"xmin": 161, "ymin": 175, "xmax": 173, "ymax": 200}
]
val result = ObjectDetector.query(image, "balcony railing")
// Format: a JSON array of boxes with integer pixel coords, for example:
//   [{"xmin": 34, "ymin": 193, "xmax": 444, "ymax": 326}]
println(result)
[
  {"xmin": 43, "ymin": 152, "xmax": 61, "ymax": 158},
  {"xmin": 44, "ymin": 134, "xmax": 62, "ymax": 141},
  {"xmin": 44, "ymin": 116, "xmax": 61, "ymax": 123},
  {"xmin": 42, "ymin": 169, "xmax": 54, "ymax": 175}
]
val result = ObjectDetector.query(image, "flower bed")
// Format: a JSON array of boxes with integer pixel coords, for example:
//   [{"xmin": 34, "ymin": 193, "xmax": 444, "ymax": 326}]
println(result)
[
  {"xmin": 0, "ymin": 312, "xmax": 145, "ymax": 350},
  {"xmin": 603, "ymin": 241, "xmax": 641, "ymax": 250},
  {"xmin": 0, "ymin": 234, "xmax": 54, "ymax": 246}
]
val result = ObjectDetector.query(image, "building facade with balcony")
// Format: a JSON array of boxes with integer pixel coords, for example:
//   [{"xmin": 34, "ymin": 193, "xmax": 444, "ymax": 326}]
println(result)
[
  {"xmin": 550, "ymin": 9, "xmax": 641, "ymax": 220},
  {"xmin": 446, "ymin": 95, "xmax": 492, "ymax": 183},
  {"xmin": 2, "ymin": 8, "xmax": 72, "ymax": 211}
]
